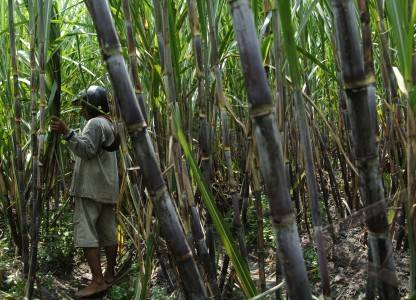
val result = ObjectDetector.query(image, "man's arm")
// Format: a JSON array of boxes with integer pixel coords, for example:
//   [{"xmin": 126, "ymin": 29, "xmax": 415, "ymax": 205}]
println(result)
[{"xmin": 51, "ymin": 117, "xmax": 103, "ymax": 159}]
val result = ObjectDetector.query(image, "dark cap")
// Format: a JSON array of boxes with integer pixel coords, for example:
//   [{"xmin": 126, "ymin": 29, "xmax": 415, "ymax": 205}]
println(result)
[{"xmin": 74, "ymin": 85, "xmax": 110, "ymax": 117}]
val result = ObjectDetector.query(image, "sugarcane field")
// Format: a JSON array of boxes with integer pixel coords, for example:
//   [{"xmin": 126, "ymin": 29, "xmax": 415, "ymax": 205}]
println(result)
[{"xmin": 1, "ymin": 0, "xmax": 416, "ymax": 299}]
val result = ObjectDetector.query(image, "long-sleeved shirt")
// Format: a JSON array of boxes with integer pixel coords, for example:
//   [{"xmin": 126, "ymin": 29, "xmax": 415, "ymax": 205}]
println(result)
[{"xmin": 67, "ymin": 116, "xmax": 119, "ymax": 204}]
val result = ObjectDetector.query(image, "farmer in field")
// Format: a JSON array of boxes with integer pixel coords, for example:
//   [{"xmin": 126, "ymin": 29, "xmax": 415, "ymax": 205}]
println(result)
[{"xmin": 50, "ymin": 86, "xmax": 119, "ymax": 298}]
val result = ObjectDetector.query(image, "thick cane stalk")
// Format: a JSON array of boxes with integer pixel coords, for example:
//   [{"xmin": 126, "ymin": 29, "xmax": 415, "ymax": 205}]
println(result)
[
  {"xmin": 8, "ymin": 0, "xmax": 28, "ymax": 270},
  {"xmin": 331, "ymin": 0, "xmax": 399, "ymax": 298},
  {"xmin": 227, "ymin": 0, "xmax": 311, "ymax": 298},
  {"xmin": 83, "ymin": 1, "xmax": 207, "ymax": 298},
  {"xmin": 26, "ymin": 0, "xmax": 45, "ymax": 297}
]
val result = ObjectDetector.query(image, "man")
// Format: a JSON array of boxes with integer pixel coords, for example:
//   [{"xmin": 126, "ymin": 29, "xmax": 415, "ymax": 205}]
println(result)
[{"xmin": 51, "ymin": 86, "xmax": 119, "ymax": 298}]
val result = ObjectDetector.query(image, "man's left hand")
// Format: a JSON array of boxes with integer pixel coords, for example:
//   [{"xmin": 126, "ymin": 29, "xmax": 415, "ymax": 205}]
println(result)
[{"xmin": 50, "ymin": 116, "xmax": 69, "ymax": 135}]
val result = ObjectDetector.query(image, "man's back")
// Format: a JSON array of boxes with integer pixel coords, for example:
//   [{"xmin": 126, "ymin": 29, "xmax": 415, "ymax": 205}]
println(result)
[{"xmin": 68, "ymin": 117, "xmax": 119, "ymax": 203}]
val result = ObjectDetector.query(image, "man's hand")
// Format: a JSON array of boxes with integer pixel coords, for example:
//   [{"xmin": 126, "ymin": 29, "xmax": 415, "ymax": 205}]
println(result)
[{"xmin": 50, "ymin": 116, "xmax": 70, "ymax": 135}]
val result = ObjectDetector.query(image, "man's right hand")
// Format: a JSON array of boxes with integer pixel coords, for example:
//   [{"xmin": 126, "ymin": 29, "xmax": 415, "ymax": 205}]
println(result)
[{"xmin": 50, "ymin": 116, "xmax": 70, "ymax": 135}]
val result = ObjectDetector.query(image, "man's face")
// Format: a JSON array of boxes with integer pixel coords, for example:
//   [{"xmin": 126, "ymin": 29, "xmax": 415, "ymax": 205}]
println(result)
[{"xmin": 80, "ymin": 103, "xmax": 90, "ymax": 120}]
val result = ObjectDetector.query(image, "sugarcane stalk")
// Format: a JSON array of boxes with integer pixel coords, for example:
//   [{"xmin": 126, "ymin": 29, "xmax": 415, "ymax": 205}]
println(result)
[
  {"xmin": 121, "ymin": 0, "xmax": 147, "ymax": 122},
  {"xmin": 26, "ymin": 0, "xmax": 45, "ymax": 297},
  {"xmin": 0, "ymin": 165, "xmax": 21, "ymax": 252},
  {"xmin": 250, "ymin": 149, "xmax": 266, "ymax": 292},
  {"xmin": 186, "ymin": 1, "xmax": 222, "ymax": 298},
  {"xmin": 8, "ymin": 0, "xmax": 28, "ymax": 268},
  {"xmin": 330, "ymin": 16, "xmax": 354, "ymax": 216},
  {"xmin": 42, "ymin": 4, "xmax": 62, "ymax": 232},
  {"xmin": 358, "ymin": 0, "xmax": 375, "ymax": 77},
  {"xmin": 119, "ymin": 0, "xmax": 154, "ymax": 234},
  {"xmin": 156, "ymin": 8, "xmax": 219, "ymax": 296},
  {"xmin": 26, "ymin": 0, "xmax": 38, "ymax": 285},
  {"xmin": 204, "ymin": 0, "xmax": 221, "ymax": 268},
  {"xmin": 83, "ymin": 1, "xmax": 208, "ymax": 298},
  {"xmin": 276, "ymin": 0, "xmax": 331, "ymax": 296},
  {"xmin": 359, "ymin": 2, "xmax": 385, "ymax": 294},
  {"xmin": 156, "ymin": 0, "xmax": 186, "ymax": 208},
  {"xmin": 331, "ymin": 0, "xmax": 399, "ymax": 298},
  {"xmin": 156, "ymin": 0, "xmax": 199, "ymax": 241},
  {"xmin": 186, "ymin": 0, "xmax": 212, "ymax": 186},
  {"xmin": 227, "ymin": 0, "xmax": 311, "ymax": 298},
  {"xmin": 160, "ymin": 0, "xmax": 177, "ymax": 105},
  {"xmin": 207, "ymin": 0, "xmax": 248, "ymax": 262},
  {"xmin": 313, "ymin": 128, "xmax": 336, "ymax": 241},
  {"xmin": 271, "ymin": 3, "xmax": 285, "ymax": 132}
]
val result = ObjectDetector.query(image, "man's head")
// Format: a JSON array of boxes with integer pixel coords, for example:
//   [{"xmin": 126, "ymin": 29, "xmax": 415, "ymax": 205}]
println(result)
[{"xmin": 76, "ymin": 86, "xmax": 110, "ymax": 120}]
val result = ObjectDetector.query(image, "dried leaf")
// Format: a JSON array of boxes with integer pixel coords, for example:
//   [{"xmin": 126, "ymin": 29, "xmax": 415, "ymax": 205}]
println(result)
[{"xmin": 392, "ymin": 66, "xmax": 408, "ymax": 96}]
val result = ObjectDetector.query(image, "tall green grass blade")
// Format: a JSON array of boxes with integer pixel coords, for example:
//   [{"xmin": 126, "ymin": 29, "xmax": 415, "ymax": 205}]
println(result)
[
  {"xmin": 196, "ymin": 0, "xmax": 207, "ymax": 42},
  {"xmin": 276, "ymin": 0, "xmax": 301, "ymax": 88},
  {"xmin": 385, "ymin": 0, "xmax": 411, "ymax": 80}
]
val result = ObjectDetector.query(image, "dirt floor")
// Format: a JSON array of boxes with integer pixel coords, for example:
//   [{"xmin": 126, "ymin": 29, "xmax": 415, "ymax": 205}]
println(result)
[
  {"xmin": 245, "ymin": 223, "xmax": 410, "ymax": 299},
  {"xmin": 317, "ymin": 224, "xmax": 408, "ymax": 299},
  {"xmin": 2, "ymin": 222, "xmax": 410, "ymax": 300}
]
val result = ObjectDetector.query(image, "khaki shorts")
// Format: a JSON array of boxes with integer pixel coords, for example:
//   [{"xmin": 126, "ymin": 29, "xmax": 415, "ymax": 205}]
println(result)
[{"xmin": 74, "ymin": 197, "xmax": 117, "ymax": 248}]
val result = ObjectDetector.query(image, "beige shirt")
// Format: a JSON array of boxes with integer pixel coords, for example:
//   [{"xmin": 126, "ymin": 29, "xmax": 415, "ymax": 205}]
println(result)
[{"xmin": 68, "ymin": 117, "xmax": 119, "ymax": 203}]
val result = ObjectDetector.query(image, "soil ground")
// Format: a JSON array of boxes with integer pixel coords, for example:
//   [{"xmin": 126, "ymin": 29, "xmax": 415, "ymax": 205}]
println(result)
[{"xmin": 1, "ymin": 223, "xmax": 410, "ymax": 299}]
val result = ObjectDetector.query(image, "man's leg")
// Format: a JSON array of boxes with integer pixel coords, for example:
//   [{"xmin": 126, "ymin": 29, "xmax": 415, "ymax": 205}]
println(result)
[
  {"xmin": 74, "ymin": 198, "xmax": 109, "ymax": 298},
  {"xmin": 97, "ymin": 203, "xmax": 118, "ymax": 284},
  {"xmin": 103, "ymin": 244, "xmax": 117, "ymax": 283},
  {"xmin": 84, "ymin": 247, "xmax": 104, "ymax": 282},
  {"xmin": 75, "ymin": 247, "xmax": 108, "ymax": 297}
]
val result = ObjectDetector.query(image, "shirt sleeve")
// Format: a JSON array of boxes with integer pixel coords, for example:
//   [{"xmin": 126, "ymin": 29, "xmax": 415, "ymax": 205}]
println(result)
[{"xmin": 67, "ymin": 119, "xmax": 103, "ymax": 159}]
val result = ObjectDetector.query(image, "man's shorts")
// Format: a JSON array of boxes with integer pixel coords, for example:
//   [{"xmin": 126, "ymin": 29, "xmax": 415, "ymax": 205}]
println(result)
[{"xmin": 74, "ymin": 197, "xmax": 117, "ymax": 248}]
